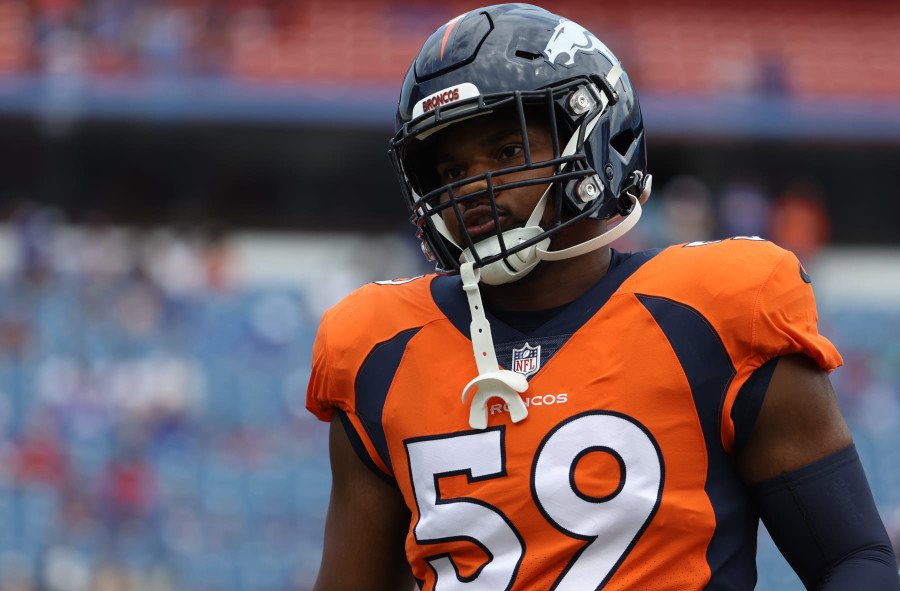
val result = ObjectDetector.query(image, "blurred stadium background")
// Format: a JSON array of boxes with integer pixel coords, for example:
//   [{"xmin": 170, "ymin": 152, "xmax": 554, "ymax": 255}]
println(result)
[{"xmin": 0, "ymin": 0, "xmax": 898, "ymax": 589}]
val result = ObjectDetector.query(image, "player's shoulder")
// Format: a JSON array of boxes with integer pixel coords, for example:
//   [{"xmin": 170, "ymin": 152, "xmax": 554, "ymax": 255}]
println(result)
[
  {"xmin": 668, "ymin": 235, "xmax": 787, "ymax": 260},
  {"xmin": 654, "ymin": 236, "xmax": 794, "ymax": 281},
  {"xmin": 309, "ymin": 273, "xmax": 442, "ymax": 422},
  {"xmin": 319, "ymin": 273, "xmax": 441, "ymax": 342},
  {"xmin": 329, "ymin": 273, "xmax": 434, "ymax": 311},
  {"xmin": 625, "ymin": 237, "xmax": 805, "ymax": 304}
]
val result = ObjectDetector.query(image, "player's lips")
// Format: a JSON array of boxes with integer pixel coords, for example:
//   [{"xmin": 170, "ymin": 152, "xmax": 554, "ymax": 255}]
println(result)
[{"xmin": 462, "ymin": 204, "xmax": 509, "ymax": 240}]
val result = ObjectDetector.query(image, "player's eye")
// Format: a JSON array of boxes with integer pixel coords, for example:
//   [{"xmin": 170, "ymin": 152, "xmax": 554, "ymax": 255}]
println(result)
[
  {"xmin": 499, "ymin": 144, "xmax": 523, "ymax": 160},
  {"xmin": 439, "ymin": 166, "xmax": 466, "ymax": 182}
]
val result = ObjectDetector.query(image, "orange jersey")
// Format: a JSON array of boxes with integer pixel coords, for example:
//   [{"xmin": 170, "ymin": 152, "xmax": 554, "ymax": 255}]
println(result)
[{"xmin": 307, "ymin": 238, "xmax": 841, "ymax": 590}]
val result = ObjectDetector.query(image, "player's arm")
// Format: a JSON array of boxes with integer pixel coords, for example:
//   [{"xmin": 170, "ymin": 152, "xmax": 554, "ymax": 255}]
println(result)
[
  {"xmin": 313, "ymin": 412, "xmax": 415, "ymax": 591},
  {"xmin": 737, "ymin": 354, "xmax": 899, "ymax": 590}
]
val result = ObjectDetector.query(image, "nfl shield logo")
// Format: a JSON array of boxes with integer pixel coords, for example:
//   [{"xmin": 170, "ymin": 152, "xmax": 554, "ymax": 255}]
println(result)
[{"xmin": 512, "ymin": 343, "xmax": 541, "ymax": 378}]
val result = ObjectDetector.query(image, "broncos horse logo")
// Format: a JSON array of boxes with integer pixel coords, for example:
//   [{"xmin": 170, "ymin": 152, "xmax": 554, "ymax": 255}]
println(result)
[{"xmin": 543, "ymin": 19, "xmax": 616, "ymax": 67}]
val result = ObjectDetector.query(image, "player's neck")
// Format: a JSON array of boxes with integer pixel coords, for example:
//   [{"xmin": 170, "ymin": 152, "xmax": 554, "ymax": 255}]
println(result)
[{"xmin": 480, "ymin": 246, "xmax": 612, "ymax": 312}]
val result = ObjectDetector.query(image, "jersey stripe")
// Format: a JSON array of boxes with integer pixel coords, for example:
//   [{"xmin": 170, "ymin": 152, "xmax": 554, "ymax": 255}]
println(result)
[
  {"xmin": 355, "ymin": 327, "xmax": 422, "ymax": 476},
  {"xmin": 636, "ymin": 294, "xmax": 759, "ymax": 588},
  {"xmin": 336, "ymin": 409, "xmax": 396, "ymax": 484},
  {"xmin": 731, "ymin": 358, "xmax": 778, "ymax": 454}
]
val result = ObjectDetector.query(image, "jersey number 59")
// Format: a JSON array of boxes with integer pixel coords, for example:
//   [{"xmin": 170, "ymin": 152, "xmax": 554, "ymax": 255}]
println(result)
[{"xmin": 404, "ymin": 410, "xmax": 664, "ymax": 590}]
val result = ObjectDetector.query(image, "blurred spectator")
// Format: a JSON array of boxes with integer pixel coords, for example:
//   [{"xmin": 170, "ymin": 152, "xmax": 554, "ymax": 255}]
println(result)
[
  {"xmin": 36, "ymin": 357, "xmax": 111, "ymax": 440},
  {"xmin": 709, "ymin": 45, "xmax": 788, "ymax": 98},
  {"xmin": 35, "ymin": 353, "xmax": 205, "ymax": 446},
  {"xmin": 228, "ymin": 4, "xmax": 277, "ymax": 78},
  {"xmin": 141, "ymin": 228, "xmax": 205, "ymax": 299},
  {"xmin": 200, "ymin": 223, "xmax": 233, "ymax": 291},
  {"xmin": 56, "ymin": 478, "xmax": 102, "ymax": 548},
  {"xmin": 97, "ymin": 445, "xmax": 156, "ymax": 541},
  {"xmin": 712, "ymin": 44, "xmax": 758, "ymax": 96},
  {"xmin": 56, "ymin": 215, "xmax": 135, "ymax": 288},
  {"xmin": 138, "ymin": 4, "xmax": 191, "ymax": 78},
  {"xmin": 121, "ymin": 355, "xmax": 206, "ymax": 446},
  {"xmin": 768, "ymin": 180, "xmax": 832, "ymax": 264},
  {"xmin": 12, "ymin": 412, "xmax": 68, "ymax": 489},
  {"xmin": 0, "ymin": 303, "xmax": 30, "ymax": 358},
  {"xmin": 757, "ymin": 52, "xmax": 789, "ymax": 96},
  {"xmin": 249, "ymin": 291, "xmax": 302, "ymax": 350},
  {"xmin": 114, "ymin": 273, "xmax": 165, "ymax": 341},
  {"xmin": 852, "ymin": 379, "xmax": 900, "ymax": 437},
  {"xmin": 10, "ymin": 202, "xmax": 63, "ymax": 287},
  {"xmin": 657, "ymin": 174, "xmax": 717, "ymax": 245},
  {"xmin": 717, "ymin": 179, "xmax": 772, "ymax": 238},
  {"xmin": 830, "ymin": 349, "xmax": 876, "ymax": 419}
]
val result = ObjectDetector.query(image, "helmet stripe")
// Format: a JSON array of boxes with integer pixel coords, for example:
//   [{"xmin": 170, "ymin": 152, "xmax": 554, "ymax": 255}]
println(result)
[{"xmin": 440, "ymin": 13, "xmax": 467, "ymax": 61}]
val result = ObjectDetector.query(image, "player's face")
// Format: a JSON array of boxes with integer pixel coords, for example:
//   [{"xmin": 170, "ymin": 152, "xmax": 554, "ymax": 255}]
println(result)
[{"xmin": 432, "ymin": 110, "xmax": 557, "ymax": 246}]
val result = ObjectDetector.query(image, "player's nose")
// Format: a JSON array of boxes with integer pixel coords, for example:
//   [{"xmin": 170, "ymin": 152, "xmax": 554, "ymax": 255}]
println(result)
[{"xmin": 455, "ymin": 160, "xmax": 493, "ymax": 201}]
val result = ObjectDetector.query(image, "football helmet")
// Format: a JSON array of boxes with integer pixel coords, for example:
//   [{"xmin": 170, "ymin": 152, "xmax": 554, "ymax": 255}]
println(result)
[{"xmin": 389, "ymin": 3, "xmax": 651, "ymax": 285}]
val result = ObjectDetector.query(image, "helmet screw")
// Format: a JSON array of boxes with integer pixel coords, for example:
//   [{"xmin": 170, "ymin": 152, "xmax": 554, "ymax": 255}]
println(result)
[
  {"xmin": 568, "ymin": 88, "xmax": 597, "ymax": 115},
  {"xmin": 576, "ymin": 176, "xmax": 603, "ymax": 202},
  {"xmin": 604, "ymin": 164, "xmax": 615, "ymax": 180}
]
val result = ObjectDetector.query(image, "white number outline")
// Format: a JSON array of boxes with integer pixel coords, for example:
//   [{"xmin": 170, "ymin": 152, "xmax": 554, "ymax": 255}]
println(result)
[
  {"xmin": 404, "ymin": 411, "xmax": 664, "ymax": 590},
  {"xmin": 405, "ymin": 427, "xmax": 525, "ymax": 590},
  {"xmin": 531, "ymin": 411, "xmax": 664, "ymax": 590}
]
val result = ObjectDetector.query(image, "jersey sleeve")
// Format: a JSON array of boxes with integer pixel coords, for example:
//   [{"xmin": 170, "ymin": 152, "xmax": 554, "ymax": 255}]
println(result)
[
  {"xmin": 750, "ymin": 249, "xmax": 841, "ymax": 371},
  {"xmin": 306, "ymin": 305, "xmax": 396, "ymax": 477},
  {"xmin": 306, "ymin": 311, "xmax": 342, "ymax": 422},
  {"xmin": 305, "ymin": 276, "xmax": 440, "ymax": 478},
  {"xmin": 721, "ymin": 248, "xmax": 842, "ymax": 452}
]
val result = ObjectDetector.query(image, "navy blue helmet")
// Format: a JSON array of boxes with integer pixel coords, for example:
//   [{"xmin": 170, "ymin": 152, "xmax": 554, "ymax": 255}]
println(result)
[{"xmin": 389, "ymin": 3, "xmax": 650, "ymax": 281}]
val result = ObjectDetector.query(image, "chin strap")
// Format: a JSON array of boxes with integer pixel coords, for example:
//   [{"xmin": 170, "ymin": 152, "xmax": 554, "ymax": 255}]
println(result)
[{"xmin": 459, "ymin": 261, "xmax": 529, "ymax": 429}]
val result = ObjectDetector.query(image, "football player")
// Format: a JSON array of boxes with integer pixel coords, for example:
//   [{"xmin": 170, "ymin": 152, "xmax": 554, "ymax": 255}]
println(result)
[{"xmin": 307, "ymin": 4, "xmax": 898, "ymax": 589}]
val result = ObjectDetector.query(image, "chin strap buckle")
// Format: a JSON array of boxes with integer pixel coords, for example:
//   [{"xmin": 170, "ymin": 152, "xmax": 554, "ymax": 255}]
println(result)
[{"xmin": 459, "ymin": 262, "xmax": 529, "ymax": 429}]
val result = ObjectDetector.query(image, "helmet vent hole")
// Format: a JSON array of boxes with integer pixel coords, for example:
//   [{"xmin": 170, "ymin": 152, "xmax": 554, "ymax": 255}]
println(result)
[
  {"xmin": 610, "ymin": 128, "xmax": 636, "ymax": 156},
  {"xmin": 514, "ymin": 49, "xmax": 543, "ymax": 60}
]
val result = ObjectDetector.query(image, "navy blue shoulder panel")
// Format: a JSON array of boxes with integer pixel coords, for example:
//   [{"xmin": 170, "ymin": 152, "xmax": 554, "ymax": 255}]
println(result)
[
  {"xmin": 431, "ymin": 248, "xmax": 663, "ymax": 342},
  {"xmin": 636, "ymin": 294, "xmax": 759, "ymax": 588},
  {"xmin": 354, "ymin": 327, "xmax": 422, "ymax": 477},
  {"xmin": 336, "ymin": 409, "xmax": 396, "ymax": 485}
]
